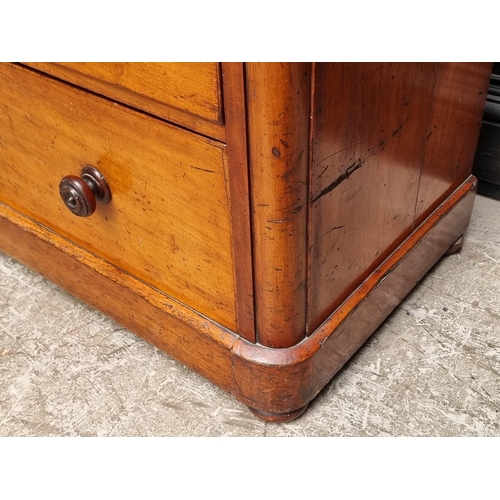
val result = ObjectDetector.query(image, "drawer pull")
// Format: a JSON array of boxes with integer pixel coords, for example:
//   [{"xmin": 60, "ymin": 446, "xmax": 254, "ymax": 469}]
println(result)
[{"xmin": 59, "ymin": 166, "xmax": 111, "ymax": 217}]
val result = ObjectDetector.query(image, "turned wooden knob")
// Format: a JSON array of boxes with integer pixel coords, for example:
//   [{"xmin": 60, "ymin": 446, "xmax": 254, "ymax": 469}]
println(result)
[{"xmin": 59, "ymin": 166, "xmax": 111, "ymax": 217}]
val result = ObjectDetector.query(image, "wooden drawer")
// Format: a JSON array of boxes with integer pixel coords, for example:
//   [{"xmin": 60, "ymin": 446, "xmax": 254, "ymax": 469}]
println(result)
[
  {"xmin": 0, "ymin": 63, "xmax": 237, "ymax": 330},
  {"xmin": 24, "ymin": 62, "xmax": 224, "ymax": 140}
]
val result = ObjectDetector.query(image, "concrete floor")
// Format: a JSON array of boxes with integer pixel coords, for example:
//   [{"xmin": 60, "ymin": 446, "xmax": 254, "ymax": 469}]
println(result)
[{"xmin": 1, "ymin": 194, "xmax": 499, "ymax": 436}]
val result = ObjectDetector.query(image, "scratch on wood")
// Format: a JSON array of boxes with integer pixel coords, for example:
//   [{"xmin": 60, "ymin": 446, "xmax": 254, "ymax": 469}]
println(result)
[
  {"xmin": 313, "ymin": 117, "xmax": 411, "ymax": 203},
  {"xmin": 315, "ymin": 135, "xmax": 373, "ymax": 167},
  {"xmin": 294, "ymin": 149, "xmax": 305, "ymax": 169},
  {"xmin": 312, "ymin": 159, "xmax": 366, "ymax": 203},
  {"xmin": 190, "ymin": 166, "xmax": 215, "ymax": 173},
  {"xmin": 317, "ymin": 164, "xmax": 329, "ymax": 178},
  {"xmin": 392, "ymin": 116, "xmax": 410, "ymax": 137},
  {"xmin": 392, "ymin": 123, "xmax": 404, "ymax": 137},
  {"xmin": 322, "ymin": 225, "xmax": 346, "ymax": 238}
]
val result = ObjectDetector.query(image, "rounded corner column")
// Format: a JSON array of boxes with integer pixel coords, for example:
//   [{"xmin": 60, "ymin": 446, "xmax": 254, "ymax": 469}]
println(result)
[{"xmin": 246, "ymin": 62, "xmax": 312, "ymax": 348}]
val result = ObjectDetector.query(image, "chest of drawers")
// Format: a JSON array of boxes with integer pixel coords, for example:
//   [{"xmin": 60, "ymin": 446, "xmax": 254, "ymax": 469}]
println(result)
[{"xmin": 0, "ymin": 62, "xmax": 490, "ymax": 422}]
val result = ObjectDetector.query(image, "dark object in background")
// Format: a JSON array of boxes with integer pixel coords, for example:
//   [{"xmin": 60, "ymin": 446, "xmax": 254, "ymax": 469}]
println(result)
[{"xmin": 473, "ymin": 63, "xmax": 500, "ymax": 200}]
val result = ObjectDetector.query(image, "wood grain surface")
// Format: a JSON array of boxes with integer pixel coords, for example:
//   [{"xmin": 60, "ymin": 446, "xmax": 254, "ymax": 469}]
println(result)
[
  {"xmin": 414, "ymin": 63, "xmax": 491, "ymax": 225},
  {"xmin": 221, "ymin": 63, "xmax": 255, "ymax": 341},
  {"xmin": 246, "ymin": 62, "xmax": 311, "ymax": 348},
  {"xmin": 232, "ymin": 178, "xmax": 477, "ymax": 415},
  {"xmin": 25, "ymin": 62, "xmax": 225, "ymax": 140},
  {"xmin": 0, "ymin": 63, "xmax": 237, "ymax": 330},
  {"xmin": 307, "ymin": 63, "xmax": 489, "ymax": 333}
]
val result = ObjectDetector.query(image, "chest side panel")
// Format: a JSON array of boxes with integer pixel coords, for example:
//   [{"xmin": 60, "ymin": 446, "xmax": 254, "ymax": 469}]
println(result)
[
  {"xmin": 308, "ymin": 63, "xmax": 437, "ymax": 332},
  {"xmin": 414, "ymin": 62, "xmax": 491, "ymax": 225}
]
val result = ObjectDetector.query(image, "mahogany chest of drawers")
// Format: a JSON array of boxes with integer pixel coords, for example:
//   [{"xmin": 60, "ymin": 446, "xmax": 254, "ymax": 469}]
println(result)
[{"xmin": 0, "ymin": 63, "xmax": 490, "ymax": 422}]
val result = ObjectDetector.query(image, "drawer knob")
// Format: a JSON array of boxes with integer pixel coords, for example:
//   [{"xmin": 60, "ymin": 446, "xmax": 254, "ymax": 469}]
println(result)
[{"xmin": 59, "ymin": 166, "xmax": 111, "ymax": 217}]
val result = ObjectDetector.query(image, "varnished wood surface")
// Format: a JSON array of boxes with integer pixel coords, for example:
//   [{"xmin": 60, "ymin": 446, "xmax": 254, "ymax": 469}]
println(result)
[
  {"xmin": 24, "ymin": 62, "xmax": 225, "ymax": 141},
  {"xmin": 308, "ymin": 63, "xmax": 437, "ymax": 333},
  {"xmin": 0, "ymin": 63, "xmax": 237, "ymax": 330},
  {"xmin": 221, "ymin": 63, "xmax": 255, "ymax": 341},
  {"xmin": 246, "ymin": 62, "xmax": 311, "ymax": 348},
  {"xmin": 414, "ymin": 63, "xmax": 491, "ymax": 225},
  {"xmin": 231, "ymin": 178, "xmax": 477, "ymax": 415},
  {"xmin": 307, "ymin": 63, "xmax": 490, "ymax": 334},
  {"xmin": 248, "ymin": 404, "xmax": 309, "ymax": 423}
]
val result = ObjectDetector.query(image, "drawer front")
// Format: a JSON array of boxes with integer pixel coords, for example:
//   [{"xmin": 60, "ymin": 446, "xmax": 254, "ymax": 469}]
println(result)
[
  {"xmin": 0, "ymin": 63, "xmax": 237, "ymax": 330},
  {"xmin": 24, "ymin": 62, "xmax": 224, "ymax": 140}
]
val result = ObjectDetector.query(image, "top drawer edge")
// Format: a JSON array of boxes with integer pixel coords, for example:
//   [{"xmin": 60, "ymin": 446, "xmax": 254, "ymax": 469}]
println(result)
[{"xmin": 22, "ymin": 62, "xmax": 225, "ymax": 141}]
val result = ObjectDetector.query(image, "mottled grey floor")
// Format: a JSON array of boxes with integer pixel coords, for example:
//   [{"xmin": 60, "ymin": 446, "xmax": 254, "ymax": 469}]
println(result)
[{"xmin": 1, "ymin": 194, "xmax": 499, "ymax": 436}]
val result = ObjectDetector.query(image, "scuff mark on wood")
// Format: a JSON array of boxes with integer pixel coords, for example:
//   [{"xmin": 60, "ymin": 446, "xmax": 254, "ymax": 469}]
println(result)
[
  {"xmin": 280, "ymin": 139, "xmax": 290, "ymax": 148},
  {"xmin": 367, "ymin": 140, "xmax": 387, "ymax": 155},
  {"xmin": 267, "ymin": 218, "xmax": 292, "ymax": 224}
]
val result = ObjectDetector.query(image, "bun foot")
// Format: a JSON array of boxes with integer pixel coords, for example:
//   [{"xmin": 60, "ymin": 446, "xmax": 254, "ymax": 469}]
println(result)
[
  {"xmin": 248, "ymin": 404, "xmax": 309, "ymax": 423},
  {"xmin": 444, "ymin": 236, "xmax": 464, "ymax": 256}
]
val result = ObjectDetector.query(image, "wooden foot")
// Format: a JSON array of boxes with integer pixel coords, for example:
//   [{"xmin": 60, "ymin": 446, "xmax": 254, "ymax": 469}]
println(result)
[
  {"xmin": 248, "ymin": 404, "xmax": 309, "ymax": 423},
  {"xmin": 444, "ymin": 236, "xmax": 464, "ymax": 256}
]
